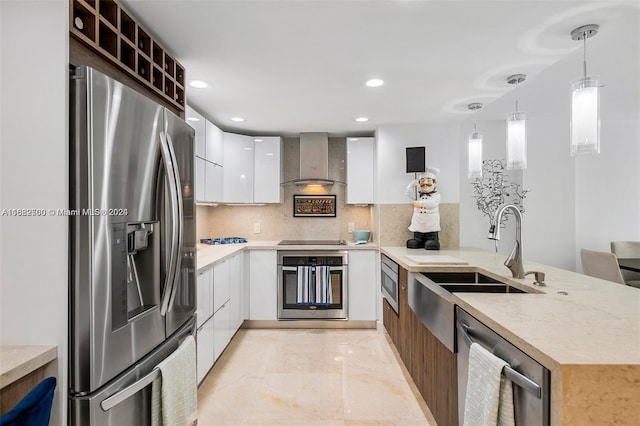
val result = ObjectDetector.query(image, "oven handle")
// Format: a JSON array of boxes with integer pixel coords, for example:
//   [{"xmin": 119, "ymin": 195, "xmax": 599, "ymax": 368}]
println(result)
[
  {"xmin": 458, "ymin": 321, "xmax": 542, "ymax": 399},
  {"xmin": 282, "ymin": 266, "xmax": 344, "ymax": 271}
]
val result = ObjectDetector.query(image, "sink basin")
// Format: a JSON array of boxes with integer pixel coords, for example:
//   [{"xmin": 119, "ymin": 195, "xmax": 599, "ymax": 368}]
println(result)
[
  {"xmin": 440, "ymin": 283, "xmax": 526, "ymax": 294},
  {"xmin": 409, "ymin": 271, "xmax": 530, "ymax": 352}
]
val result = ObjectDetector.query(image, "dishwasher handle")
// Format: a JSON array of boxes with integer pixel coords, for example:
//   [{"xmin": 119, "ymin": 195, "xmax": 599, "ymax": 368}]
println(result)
[{"xmin": 458, "ymin": 321, "xmax": 542, "ymax": 399}]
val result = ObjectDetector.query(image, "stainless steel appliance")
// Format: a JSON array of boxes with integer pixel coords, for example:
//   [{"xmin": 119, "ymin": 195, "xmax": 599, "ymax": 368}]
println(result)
[
  {"xmin": 69, "ymin": 66, "xmax": 196, "ymax": 425},
  {"xmin": 409, "ymin": 271, "xmax": 526, "ymax": 352},
  {"xmin": 277, "ymin": 251, "xmax": 348, "ymax": 319},
  {"xmin": 380, "ymin": 254, "xmax": 399, "ymax": 314},
  {"xmin": 456, "ymin": 307, "xmax": 550, "ymax": 425}
]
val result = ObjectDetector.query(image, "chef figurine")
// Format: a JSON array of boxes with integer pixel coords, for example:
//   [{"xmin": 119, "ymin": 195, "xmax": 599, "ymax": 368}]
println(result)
[{"xmin": 406, "ymin": 166, "xmax": 441, "ymax": 250}]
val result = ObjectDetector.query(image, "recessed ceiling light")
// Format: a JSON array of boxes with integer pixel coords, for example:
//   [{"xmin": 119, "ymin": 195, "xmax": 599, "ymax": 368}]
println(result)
[
  {"xmin": 188, "ymin": 80, "xmax": 209, "ymax": 89},
  {"xmin": 186, "ymin": 117, "xmax": 200, "ymax": 122},
  {"xmin": 231, "ymin": 117, "xmax": 245, "ymax": 122},
  {"xmin": 365, "ymin": 78, "xmax": 384, "ymax": 87},
  {"xmin": 348, "ymin": 138, "xmax": 359, "ymax": 141},
  {"xmin": 254, "ymin": 138, "xmax": 263, "ymax": 142},
  {"xmin": 353, "ymin": 117, "xmax": 369, "ymax": 122}
]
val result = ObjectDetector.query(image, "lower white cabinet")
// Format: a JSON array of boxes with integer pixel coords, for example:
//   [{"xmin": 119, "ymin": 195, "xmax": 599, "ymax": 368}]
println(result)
[
  {"xmin": 213, "ymin": 301, "xmax": 231, "ymax": 361},
  {"xmin": 196, "ymin": 317, "xmax": 214, "ymax": 384},
  {"xmin": 196, "ymin": 251, "xmax": 245, "ymax": 384},
  {"xmin": 348, "ymin": 250, "xmax": 377, "ymax": 320},
  {"xmin": 249, "ymin": 250, "xmax": 278, "ymax": 320}
]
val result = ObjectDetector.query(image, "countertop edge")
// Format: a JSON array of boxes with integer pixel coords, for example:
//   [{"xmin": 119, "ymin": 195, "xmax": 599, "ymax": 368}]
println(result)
[
  {"xmin": 197, "ymin": 241, "xmax": 378, "ymax": 270},
  {"xmin": 0, "ymin": 345, "xmax": 57, "ymax": 389}
]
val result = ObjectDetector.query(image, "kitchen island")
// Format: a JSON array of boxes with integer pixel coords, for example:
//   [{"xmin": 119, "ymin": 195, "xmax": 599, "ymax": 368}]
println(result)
[{"xmin": 381, "ymin": 246, "xmax": 640, "ymax": 426}]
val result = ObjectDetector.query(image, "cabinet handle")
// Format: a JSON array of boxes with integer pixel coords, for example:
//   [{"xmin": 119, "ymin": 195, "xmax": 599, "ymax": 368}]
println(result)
[{"xmin": 401, "ymin": 284, "xmax": 406, "ymax": 290}]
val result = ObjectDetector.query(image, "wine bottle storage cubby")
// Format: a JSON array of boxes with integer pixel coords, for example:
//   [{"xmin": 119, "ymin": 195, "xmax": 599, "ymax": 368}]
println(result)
[{"xmin": 70, "ymin": 0, "xmax": 185, "ymax": 110}]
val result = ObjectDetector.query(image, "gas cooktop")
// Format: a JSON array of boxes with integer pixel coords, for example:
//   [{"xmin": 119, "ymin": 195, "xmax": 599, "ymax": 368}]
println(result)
[{"xmin": 277, "ymin": 239, "xmax": 346, "ymax": 246}]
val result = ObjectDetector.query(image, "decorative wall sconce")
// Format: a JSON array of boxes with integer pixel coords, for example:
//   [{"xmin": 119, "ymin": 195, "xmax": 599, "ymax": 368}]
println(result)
[
  {"xmin": 506, "ymin": 74, "xmax": 527, "ymax": 170},
  {"xmin": 467, "ymin": 103, "xmax": 483, "ymax": 179},
  {"xmin": 570, "ymin": 24, "xmax": 600, "ymax": 156}
]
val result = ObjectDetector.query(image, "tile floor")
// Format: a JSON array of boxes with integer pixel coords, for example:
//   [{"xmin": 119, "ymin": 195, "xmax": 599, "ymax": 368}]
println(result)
[{"xmin": 197, "ymin": 329, "xmax": 436, "ymax": 425}]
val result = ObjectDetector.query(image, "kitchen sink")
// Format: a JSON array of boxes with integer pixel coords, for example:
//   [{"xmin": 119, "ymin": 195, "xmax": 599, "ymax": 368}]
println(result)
[
  {"xmin": 440, "ymin": 283, "xmax": 526, "ymax": 293},
  {"xmin": 409, "ymin": 271, "xmax": 530, "ymax": 352}
]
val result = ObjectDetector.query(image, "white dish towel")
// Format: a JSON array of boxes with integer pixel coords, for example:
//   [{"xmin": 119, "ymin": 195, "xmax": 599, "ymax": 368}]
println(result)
[
  {"xmin": 151, "ymin": 335, "xmax": 198, "ymax": 426},
  {"xmin": 296, "ymin": 266, "xmax": 313, "ymax": 304},
  {"xmin": 463, "ymin": 342, "xmax": 515, "ymax": 426},
  {"xmin": 314, "ymin": 265, "xmax": 332, "ymax": 305}
]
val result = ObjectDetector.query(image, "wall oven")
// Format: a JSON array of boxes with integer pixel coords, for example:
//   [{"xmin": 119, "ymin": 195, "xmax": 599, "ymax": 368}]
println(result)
[
  {"xmin": 277, "ymin": 251, "xmax": 348, "ymax": 319},
  {"xmin": 380, "ymin": 254, "xmax": 399, "ymax": 314}
]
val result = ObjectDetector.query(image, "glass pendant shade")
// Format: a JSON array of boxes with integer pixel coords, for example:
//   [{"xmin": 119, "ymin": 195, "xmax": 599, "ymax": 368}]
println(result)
[
  {"xmin": 468, "ymin": 132, "xmax": 483, "ymax": 178},
  {"xmin": 506, "ymin": 112, "xmax": 527, "ymax": 170},
  {"xmin": 570, "ymin": 75, "xmax": 600, "ymax": 155}
]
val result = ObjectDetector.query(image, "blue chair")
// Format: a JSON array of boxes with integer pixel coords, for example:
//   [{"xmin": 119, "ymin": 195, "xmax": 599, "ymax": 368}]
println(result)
[{"xmin": 0, "ymin": 377, "xmax": 56, "ymax": 426}]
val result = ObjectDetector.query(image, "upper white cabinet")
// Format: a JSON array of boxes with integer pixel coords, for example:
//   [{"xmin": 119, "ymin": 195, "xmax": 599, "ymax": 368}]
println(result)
[
  {"xmin": 186, "ymin": 105, "xmax": 206, "ymax": 158},
  {"xmin": 346, "ymin": 137, "xmax": 374, "ymax": 204},
  {"xmin": 223, "ymin": 133, "xmax": 255, "ymax": 203},
  {"xmin": 253, "ymin": 137, "xmax": 282, "ymax": 203},
  {"xmin": 205, "ymin": 120, "xmax": 224, "ymax": 166},
  {"xmin": 187, "ymin": 104, "xmax": 224, "ymax": 204}
]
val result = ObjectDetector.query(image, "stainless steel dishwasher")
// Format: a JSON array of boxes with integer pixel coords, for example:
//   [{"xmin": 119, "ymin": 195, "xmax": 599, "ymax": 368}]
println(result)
[{"xmin": 456, "ymin": 306, "xmax": 550, "ymax": 425}]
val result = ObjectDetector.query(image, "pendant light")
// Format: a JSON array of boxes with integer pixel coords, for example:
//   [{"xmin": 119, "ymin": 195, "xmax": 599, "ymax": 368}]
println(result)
[
  {"xmin": 506, "ymin": 74, "xmax": 527, "ymax": 170},
  {"xmin": 570, "ymin": 24, "xmax": 600, "ymax": 156},
  {"xmin": 467, "ymin": 103, "xmax": 483, "ymax": 179}
]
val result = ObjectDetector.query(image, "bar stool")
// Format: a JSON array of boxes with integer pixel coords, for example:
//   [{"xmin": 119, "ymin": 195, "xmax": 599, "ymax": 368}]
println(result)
[
  {"xmin": 610, "ymin": 241, "xmax": 640, "ymax": 287},
  {"xmin": 580, "ymin": 249, "xmax": 626, "ymax": 284}
]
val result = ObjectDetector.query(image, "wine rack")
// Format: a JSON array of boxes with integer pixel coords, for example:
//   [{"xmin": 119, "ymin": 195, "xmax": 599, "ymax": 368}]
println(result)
[{"xmin": 70, "ymin": 0, "xmax": 185, "ymax": 110}]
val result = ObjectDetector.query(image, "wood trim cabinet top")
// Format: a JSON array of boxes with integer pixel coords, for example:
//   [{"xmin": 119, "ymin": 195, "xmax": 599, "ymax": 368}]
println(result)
[{"xmin": 70, "ymin": 0, "xmax": 185, "ymax": 111}]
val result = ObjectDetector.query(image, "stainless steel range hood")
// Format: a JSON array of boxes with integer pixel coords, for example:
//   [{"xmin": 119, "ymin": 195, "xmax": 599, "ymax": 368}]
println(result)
[{"xmin": 294, "ymin": 132, "xmax": 334, "ymax": 186}]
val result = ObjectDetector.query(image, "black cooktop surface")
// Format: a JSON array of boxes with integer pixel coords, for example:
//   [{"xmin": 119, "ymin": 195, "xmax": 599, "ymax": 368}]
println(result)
[{"xmin": 278, "ymin": 239, "xmax": 346, "ymax": 246}]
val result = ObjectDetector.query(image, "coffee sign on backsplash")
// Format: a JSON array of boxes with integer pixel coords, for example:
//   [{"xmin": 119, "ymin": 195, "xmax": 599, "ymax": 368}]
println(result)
[{"xmin": 293, "ymin": 195, "xmax": 336, "ymax": 217}]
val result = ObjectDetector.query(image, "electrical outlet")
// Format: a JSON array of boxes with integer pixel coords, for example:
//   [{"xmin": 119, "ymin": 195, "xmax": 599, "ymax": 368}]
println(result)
[
  {"xmin": 348, "ymin": 222, "xmax": 355, "ymax": 233},
  {"xmin": 253, "ymin": 223, "xmax": 261, "ymax": 233}
]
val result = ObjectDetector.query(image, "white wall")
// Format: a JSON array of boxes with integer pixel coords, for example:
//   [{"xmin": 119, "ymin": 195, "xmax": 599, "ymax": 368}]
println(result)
[
  {"xmin": 0, "ymin": 1, "xmax": 68, "ymax": 424},
  {"xmin": 459, "ymin": 10, "xmax": 640, "ymax": 271},
  {"xmin": 376, "ymin": 123, "xmax": 461, "ymax": 204}
]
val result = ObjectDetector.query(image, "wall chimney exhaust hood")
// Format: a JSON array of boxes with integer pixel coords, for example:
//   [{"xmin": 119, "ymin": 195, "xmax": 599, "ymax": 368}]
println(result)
[{"xmin": 294, "ymin": 132, "xmax": 334, "ymax": 186}]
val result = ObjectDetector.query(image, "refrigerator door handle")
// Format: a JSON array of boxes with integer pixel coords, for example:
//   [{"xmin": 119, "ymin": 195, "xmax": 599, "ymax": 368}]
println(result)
[
  {"xmin": 159, "ymin": 131, "xmax": 180, "ymax": 315},
  {"xmin": 100, "ymin": 369, "xmax": 160, "ymax": 411},
  {"xmin": 164, "ymin": 132, "xmax": 184, "ymax": 313}
]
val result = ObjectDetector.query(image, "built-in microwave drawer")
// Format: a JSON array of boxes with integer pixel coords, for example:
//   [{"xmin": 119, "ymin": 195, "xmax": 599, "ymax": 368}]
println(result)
[{"xmin": 380, "ymin": 254, "xmax": 399, "ymax": 314}]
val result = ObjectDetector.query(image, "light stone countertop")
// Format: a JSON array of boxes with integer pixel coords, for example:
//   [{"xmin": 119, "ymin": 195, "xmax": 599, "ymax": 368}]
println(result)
[
  {"xmin": 0, "ymin": 345, "xmax": 57, "ymax": 389},
  {"xmin": 381, "ymin": 246, "xmax": 640, "ymax": 425},
  {"xmin": 197, "ymin": 240, "xmax": 377, "ymax": 271}
]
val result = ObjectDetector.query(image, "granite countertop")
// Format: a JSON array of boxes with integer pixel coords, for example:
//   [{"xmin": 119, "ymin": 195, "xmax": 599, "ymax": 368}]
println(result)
[
  {"xmin": 197, "ymin": 240, "xmax": 377, "ymax": 271},
  {"xmin": 381, "ymin": 246, "xmax": 640, "ymax": 425},
  {"xmin": 0, "ymin": 345, "xmax": 57, "ymax": 389}
]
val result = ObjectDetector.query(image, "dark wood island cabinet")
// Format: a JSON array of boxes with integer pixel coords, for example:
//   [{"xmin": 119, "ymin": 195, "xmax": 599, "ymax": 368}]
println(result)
[{"xmin": 383, "ymin": 265, "xmax": 458, "ymax": 426}]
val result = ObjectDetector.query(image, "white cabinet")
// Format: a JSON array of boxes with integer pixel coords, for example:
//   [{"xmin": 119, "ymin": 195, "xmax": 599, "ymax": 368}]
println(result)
[
  {"xmin": 347, "ymin": 250, "xmax": 377, "ymax": 320},
  {"xmin": 346, "ymin": 137, "xmax": 375, "ymax": 204},
  {"xmin": 253, "ymin": 137, "xmax": 282, "ymax": 203},
  {"xmin": 196, "ymin": 267, "xmax": 213, "ymax": 327},
  {"xmin": 186, "ymin": 105, "xmax": 206, "ymax": 158},
  {"xmin": 213, "ymin": 301, "xmax": 231, "ymax": 361},
  {"xmin": 196, "ymin": 318, "xmax": 214, "ymax": 384},
  {"xmin": 195, "ymin": 157, "xmax": 206, "ymax": 202},
  {"xmin": 213, "ymin": 259, "xmax": 231, "ymax": 312},
  {"xmin": 223, "ymin": 133, "xmax": 254, "ymax": 203},
  {"xmin": 187, "ymin": 105, "xmax": 224, "ymax": 204},
  {"xmin": 249, "ymin": 250, "xmax": 278, "ymax": 320},
  {"xmin": 205, "ymin": 120, "xmax": 224, "ymax": 166},
  {"xmin": 228, "ymin": 253, "xmax": 244, "ymax": 331},
  {"xmin": 197, "ymin": 252, "xmax": 245, "ymax": 369},
  {"xmin": 204, "ymin": 160, "xmax": 223, "ymax": 203}
]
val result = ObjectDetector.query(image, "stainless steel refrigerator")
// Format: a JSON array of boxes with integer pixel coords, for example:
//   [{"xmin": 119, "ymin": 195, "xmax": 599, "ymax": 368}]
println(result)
[{"xmin": 69, "ymin": 66, "xmax": 196, "ymax": 425}]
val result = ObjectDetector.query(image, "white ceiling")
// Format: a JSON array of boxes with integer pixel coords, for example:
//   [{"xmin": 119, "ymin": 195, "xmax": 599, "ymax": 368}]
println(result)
[{"xmin": 122, "ymin": 0, "xmax": 640, "ymax": 137}]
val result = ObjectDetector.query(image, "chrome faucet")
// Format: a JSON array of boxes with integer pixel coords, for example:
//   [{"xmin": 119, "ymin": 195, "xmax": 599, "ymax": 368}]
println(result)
[{"xmin": 487, "ymin": 204, "xmax": 525, "ymax": 279}]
